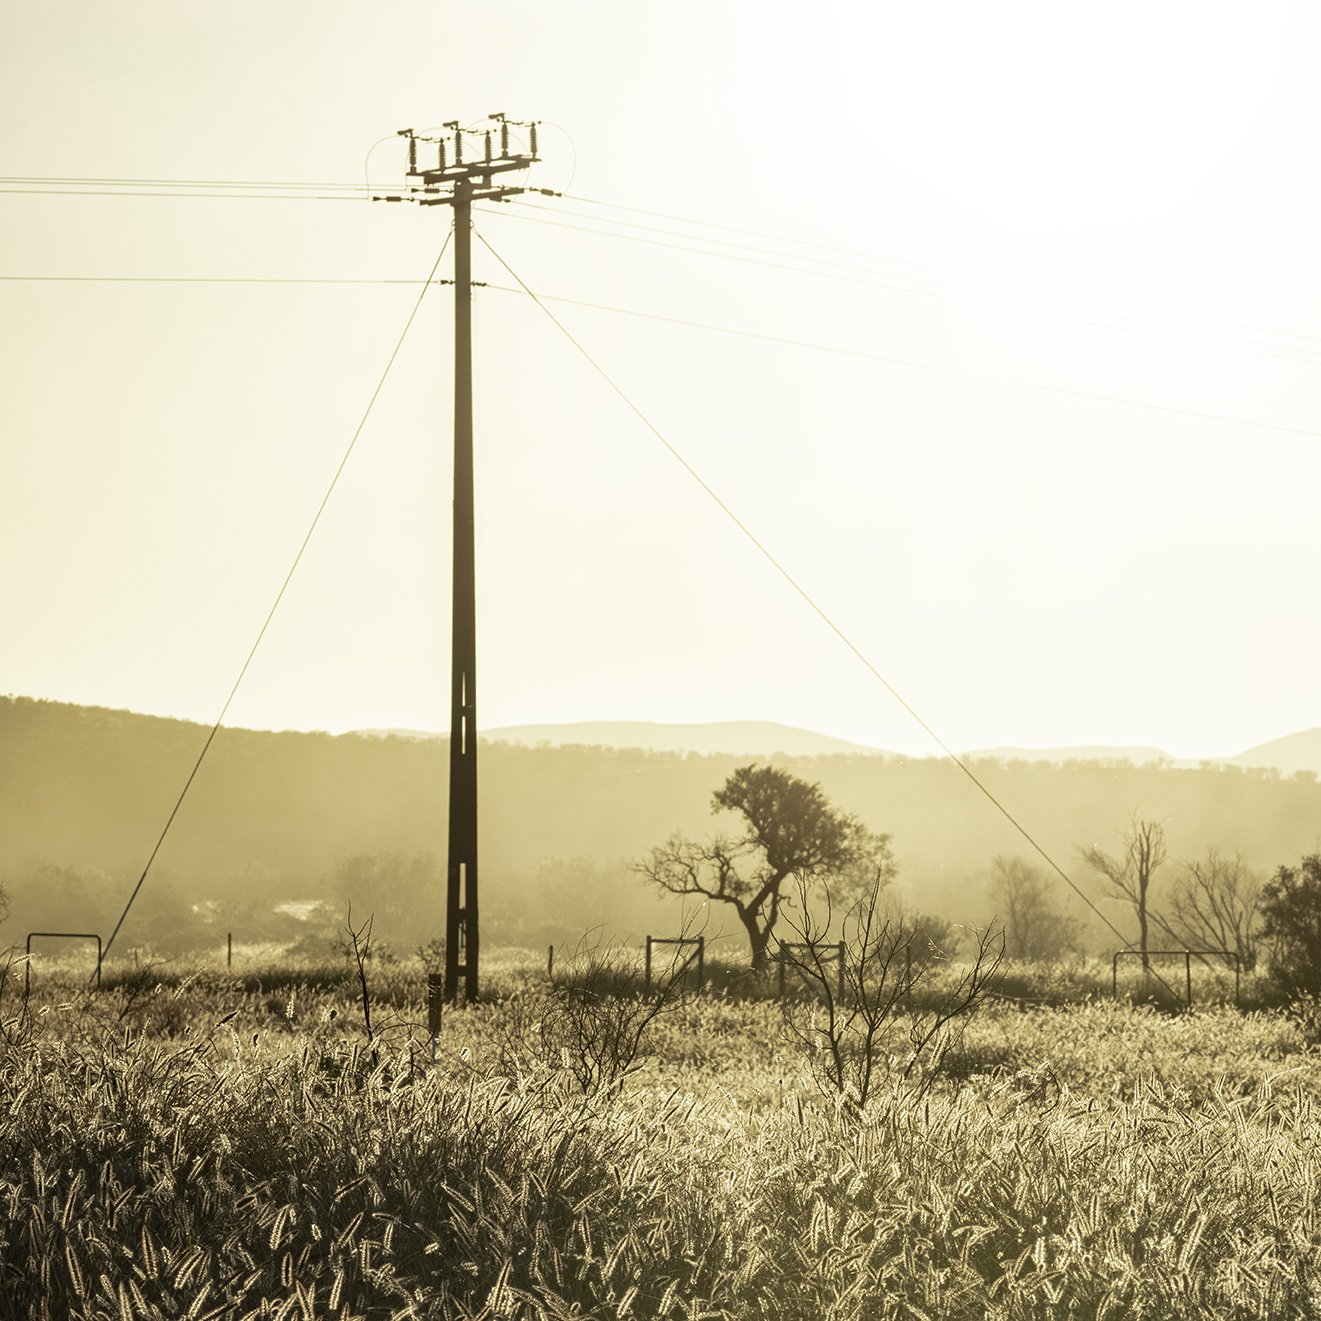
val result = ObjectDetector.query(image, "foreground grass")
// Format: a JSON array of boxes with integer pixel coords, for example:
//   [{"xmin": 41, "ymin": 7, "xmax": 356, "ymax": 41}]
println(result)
[{"xmin": 2, "ymin": 955, "xmax": 1320, "ymax": 1318}]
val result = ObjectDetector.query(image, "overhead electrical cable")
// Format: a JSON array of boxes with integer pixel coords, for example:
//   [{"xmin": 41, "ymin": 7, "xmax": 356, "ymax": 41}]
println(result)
[
  {"xmin": 0, "ymin": 175, "xmax": 378, "ymax": 193},
  {"xmin": 521, "ymin": 199, "xmax": 1321, "ymax": 368},
  {"xmin": 7, "ymin": 269, "xmax": 1320, "ymax": 438},
  {"xmin": 9, "ymin": 174, "xmax": 1321, "ymax": 356},
  {"xmin": 488, "ymin": 203, "xmax": 1321, "ymax": 370},
  {"xmin": 554, "ymin": 191, "xmax": 1321, "ymax": 356},
  {"xmin": 473, "ymin": 225, "xmax": 1185, "ymax": 999},
  {"xmin": 471, "ymin": 282, "xmax": 1321, "ymax": 441},
  {"xmin": 0, "ymin": 274, "xmax": 448, "ymax": 286},
  {"xmin": 0, "ymin": 186, "xmax": 369, "ymax": 202},
  {"xmin": 96, "ymin": 232, "xmax": 452, "ymax": 971},
  {"xmin": 9, "ymin": 173, "xmax": 1321, "ymax": 362}
]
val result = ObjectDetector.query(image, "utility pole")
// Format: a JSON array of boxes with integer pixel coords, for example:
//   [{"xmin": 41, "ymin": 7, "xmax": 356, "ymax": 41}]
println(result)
[{"xmin": 377, "ymin": 116, "xmax": 539, "ymax": 1003}]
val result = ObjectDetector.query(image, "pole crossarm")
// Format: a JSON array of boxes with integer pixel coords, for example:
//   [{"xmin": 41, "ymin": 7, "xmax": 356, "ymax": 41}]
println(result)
[{"xmin": 377, "ymin": 118, "xmax": 540, "ymax": 208}]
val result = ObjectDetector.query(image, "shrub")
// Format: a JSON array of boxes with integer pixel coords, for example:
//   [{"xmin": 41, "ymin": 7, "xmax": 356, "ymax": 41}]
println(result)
[
  {"xmin": 1259, "ymin": 854, "xmax": 1321, "ymax": 996},
  {"xmin": 779, "ymin": 878, "xmax": 1004, "ymax": 1111}
]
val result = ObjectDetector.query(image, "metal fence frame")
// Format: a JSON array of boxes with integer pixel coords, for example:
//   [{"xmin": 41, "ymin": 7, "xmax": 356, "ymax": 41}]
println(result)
[
  {"xmin": 777, "ymin": 940, "xmax": 846, "ymax": 1000},
  {"xmin": 25, "ymin": 931, "xmax": 103, "ymax": 995},
  {"xmin": 644, "ymin": 935, "xmax": 704, "ymax": 990},
  {"xmin": 1111, "ymin": 948, "xmax": 1242, "ymax": 1007}
]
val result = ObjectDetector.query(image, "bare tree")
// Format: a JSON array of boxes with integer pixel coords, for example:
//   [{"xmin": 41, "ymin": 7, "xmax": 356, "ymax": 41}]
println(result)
[
  {"xmin": 1081, "ymin": 816, "xmax": 1166, "ymax": 972},
  {"xmin": 779, "ymin": 876, "xmax": 1003, "ymax": 1112},
  {"xmin": 988, "ymin": 855, "xmax": 1079, "ymax": 961},
  {"xmin": 1169, "ymin": 845, "xmax": 1260, "ymax": 971},
  {"xmin": 345, "ymin": 909, "xmax": 376, "ymax": 1046},
  {"xmin": 637, "ymin": 764, "xmax": 894, "ymax": 970}
]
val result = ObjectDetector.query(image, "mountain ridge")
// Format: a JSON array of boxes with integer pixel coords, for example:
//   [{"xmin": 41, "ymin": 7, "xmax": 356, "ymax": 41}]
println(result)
[
  {"xmin": 331, "ymin": 717, "xmax": 1321, "ymax": 773},
  {"xmin": 1228, "ymin": 727, "xmax": 1321, "ymax": 777},
  {"xmin": 479, "ymin": 719, "xmax": 889, "ymax": 758}
]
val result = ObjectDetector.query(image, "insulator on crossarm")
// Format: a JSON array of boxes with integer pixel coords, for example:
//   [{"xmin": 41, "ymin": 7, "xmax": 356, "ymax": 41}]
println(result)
[
  {"xmin": 407, "ymin": 136, "xmax": 418, "ymax": 174},
  {"xmin": 455, "ymin": 130, "xmax": 464, "ymax": 164},
  {"xmin": 484, "ymin": 130, "xmax": 492, "ymax": 163},
  {"xmin": 438, "ymin": 141, "xmax": 447, "ymax": 171},
  {"xmin": 501, "ymin": 122, "xmax": 509, "ymax": 156},
  {"xmin": 529, "ymin": 123, "xmax": 538, "ymax": 157}
]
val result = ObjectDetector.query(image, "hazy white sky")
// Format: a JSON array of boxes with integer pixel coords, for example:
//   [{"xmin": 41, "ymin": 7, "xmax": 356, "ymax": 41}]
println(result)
[{"xmin": 3, "ymin": 1, "xmax": 1320, "ymax": 759}]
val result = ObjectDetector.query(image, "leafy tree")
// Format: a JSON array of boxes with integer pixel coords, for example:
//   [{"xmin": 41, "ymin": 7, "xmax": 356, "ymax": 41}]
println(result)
[
  {"xmin": 636, "ymin": 764, "xmax": 894, "ymax": 970},
  {"xmin": 1258, "ymin": 855, "xmax": 1321, "ymax": 996},
  {"xmin": 1081, "ymin": 816, "xmax": 1166, "ymax": 971},
  {"xmin": 989, "ymin": 855, "xmax": 1079, "ymax": 961}
]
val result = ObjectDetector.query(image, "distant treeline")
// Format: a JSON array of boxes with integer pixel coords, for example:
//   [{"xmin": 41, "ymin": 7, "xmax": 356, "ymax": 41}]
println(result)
[{"xmin": 3, "ymin": 695, "xmax": 1319, "ymax": 955}]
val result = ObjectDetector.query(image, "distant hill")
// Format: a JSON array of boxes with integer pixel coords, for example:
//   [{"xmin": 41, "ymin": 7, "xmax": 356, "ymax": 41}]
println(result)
[
  {"xmin": 9, "ymin": 695, "xmax": 1321, "ymax": 957},
  {"xmin": 1229, "ymin": 728, "xmax": 1321, "ymax": 776},
  {"xmin": 335, "ymin": 725, "xmax": 1321, "ymax": 775},
  {"xmin": 964, "ymin": 745, "xmax": 1175, "ymax": 766},
  {"xmin": 482, "ymin": 720, "xmax": 890, "ymax": 758}
]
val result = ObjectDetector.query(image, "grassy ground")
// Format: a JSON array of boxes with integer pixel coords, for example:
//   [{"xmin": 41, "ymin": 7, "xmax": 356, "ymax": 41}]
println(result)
[{"xmin": 2, "ymin": 948, "xmax": 1319, "ymax": 1318}]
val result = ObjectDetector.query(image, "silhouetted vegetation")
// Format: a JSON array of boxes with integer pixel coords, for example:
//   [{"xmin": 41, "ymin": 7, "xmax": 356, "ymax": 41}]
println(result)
[
  {"xmin": 1259, "ymin": 854, "xmax": 1321, "ymax": 996},
  {"xmin": 637, "ymin": 763, "xmax": 894, "ymax": 969},
  {"xmin": 1080, "ymin": 816, "xmax": 1167, "ymax": 972},
  {"xmin": 7, "ymin": 695, "xmax": 1321, "ymax": 967},
  {"xmin": 988, "ymin": 854, "xmax": 1080, "ymax": 960}
]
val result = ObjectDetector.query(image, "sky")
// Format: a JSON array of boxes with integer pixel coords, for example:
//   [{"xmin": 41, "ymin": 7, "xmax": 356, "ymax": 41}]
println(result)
[{"xmin": 3, "ymin": 1, "xmax": 1321, "ymax": 761}]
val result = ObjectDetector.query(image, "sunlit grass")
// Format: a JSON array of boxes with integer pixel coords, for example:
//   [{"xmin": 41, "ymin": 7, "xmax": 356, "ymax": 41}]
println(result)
[{"xmin": 2, "ymin": 951, "xmax": 1319, "ymax": 1317}]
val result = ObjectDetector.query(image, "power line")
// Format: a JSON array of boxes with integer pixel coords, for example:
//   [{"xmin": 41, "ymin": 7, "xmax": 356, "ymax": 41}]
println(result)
[
  {"xmin": 12, "ymin": 171, "xmax": 1321, "ymax": 367},
  {"xmin": 11, "ymin": 173, "xmax": 1321, "ymax": 358},
  {"xmin": 0, "ymin": 274, "xmax": 443, "ymax": 286},
  {"xmin": 97, "ymin": 232, "xmax": 453, "ymax": 969},
  {"xmin": 556, "ymin": 190, "xmax": 1321, "ymax": 357},
  {"xmin": 489, "ymin": 202, "xmax": 1321, "ymax": 370},
  {"xmin": 472, "ymin": 282, "xmax": 1321, "ymax": 441},
  {"xmin": 472, "ymin": 229, "xmax": 1188, "ymax": 982},
  {"xmin": 7, "ymin": 269, "xmax": 1320, "ymax": 439},
  {"xmin": 0, "ymin": 175, "xmax": 377, "ymax": 190},
  {"xmin": 473, "ymin": 225, "xmax": 1184, "ymax": 998},
  {"xmin": 0, "ymin": 186, "xmax": 368, "ymax": 202}
]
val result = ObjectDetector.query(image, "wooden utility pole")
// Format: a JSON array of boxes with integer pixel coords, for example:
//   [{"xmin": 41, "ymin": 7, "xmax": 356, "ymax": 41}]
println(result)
[
  {"xmin": 378, "ymin": 116, "xmax": 539, "ymax": 1004},
  {"xmin": 446, "ymin": 180, "xmax": 478, "ymax": 1005}
]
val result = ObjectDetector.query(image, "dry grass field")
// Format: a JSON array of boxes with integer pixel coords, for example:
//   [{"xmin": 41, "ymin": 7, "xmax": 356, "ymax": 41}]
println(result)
[{"xmin": 2, "ymin": 947, "xmax": 1319, "ymax": 1319}]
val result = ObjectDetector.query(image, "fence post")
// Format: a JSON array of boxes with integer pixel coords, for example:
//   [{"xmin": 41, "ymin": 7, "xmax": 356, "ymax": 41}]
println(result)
[
  {"xmin": 1112, "ymin": 952, "xmax": 1120, "ymax": 999},
  {"xmin": 547, "ymin": 944, "xmax": 554, "ymax": 978},
  {"xmin": 426, "ymin": 973, "xmax": 443, "ymax": 1058},
  {"xmin": 836, "ymin": 941, "xmax": 845, "ymax": 1000},
  {"xmin": 645, "ymin": 935, "xmax": 653, "ymax": 989},
  {"xmin": 696, "ymin": 935, "xmax": 705, "ymax": 990},
  {"xmin": 1234, "ymin": 954, "xmax": 1241, "ymax": 1008},
  {"xmin": 227, "ymin": 932, "xmax": 233, "ymax": 969},
  {"xmin": 1185, "ymin": 950, "xmax": 1193, "ymax": 1008}
]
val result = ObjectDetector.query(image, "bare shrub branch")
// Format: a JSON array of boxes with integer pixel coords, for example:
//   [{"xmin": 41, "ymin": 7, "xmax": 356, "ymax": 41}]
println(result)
[
  {"xmin": 494, "ymin": 928, "xmax": 698, "ymax": 1097},
  {"xmin": 780, "ymin": 876, "xmax": 1003, "ymax": 1113}
]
